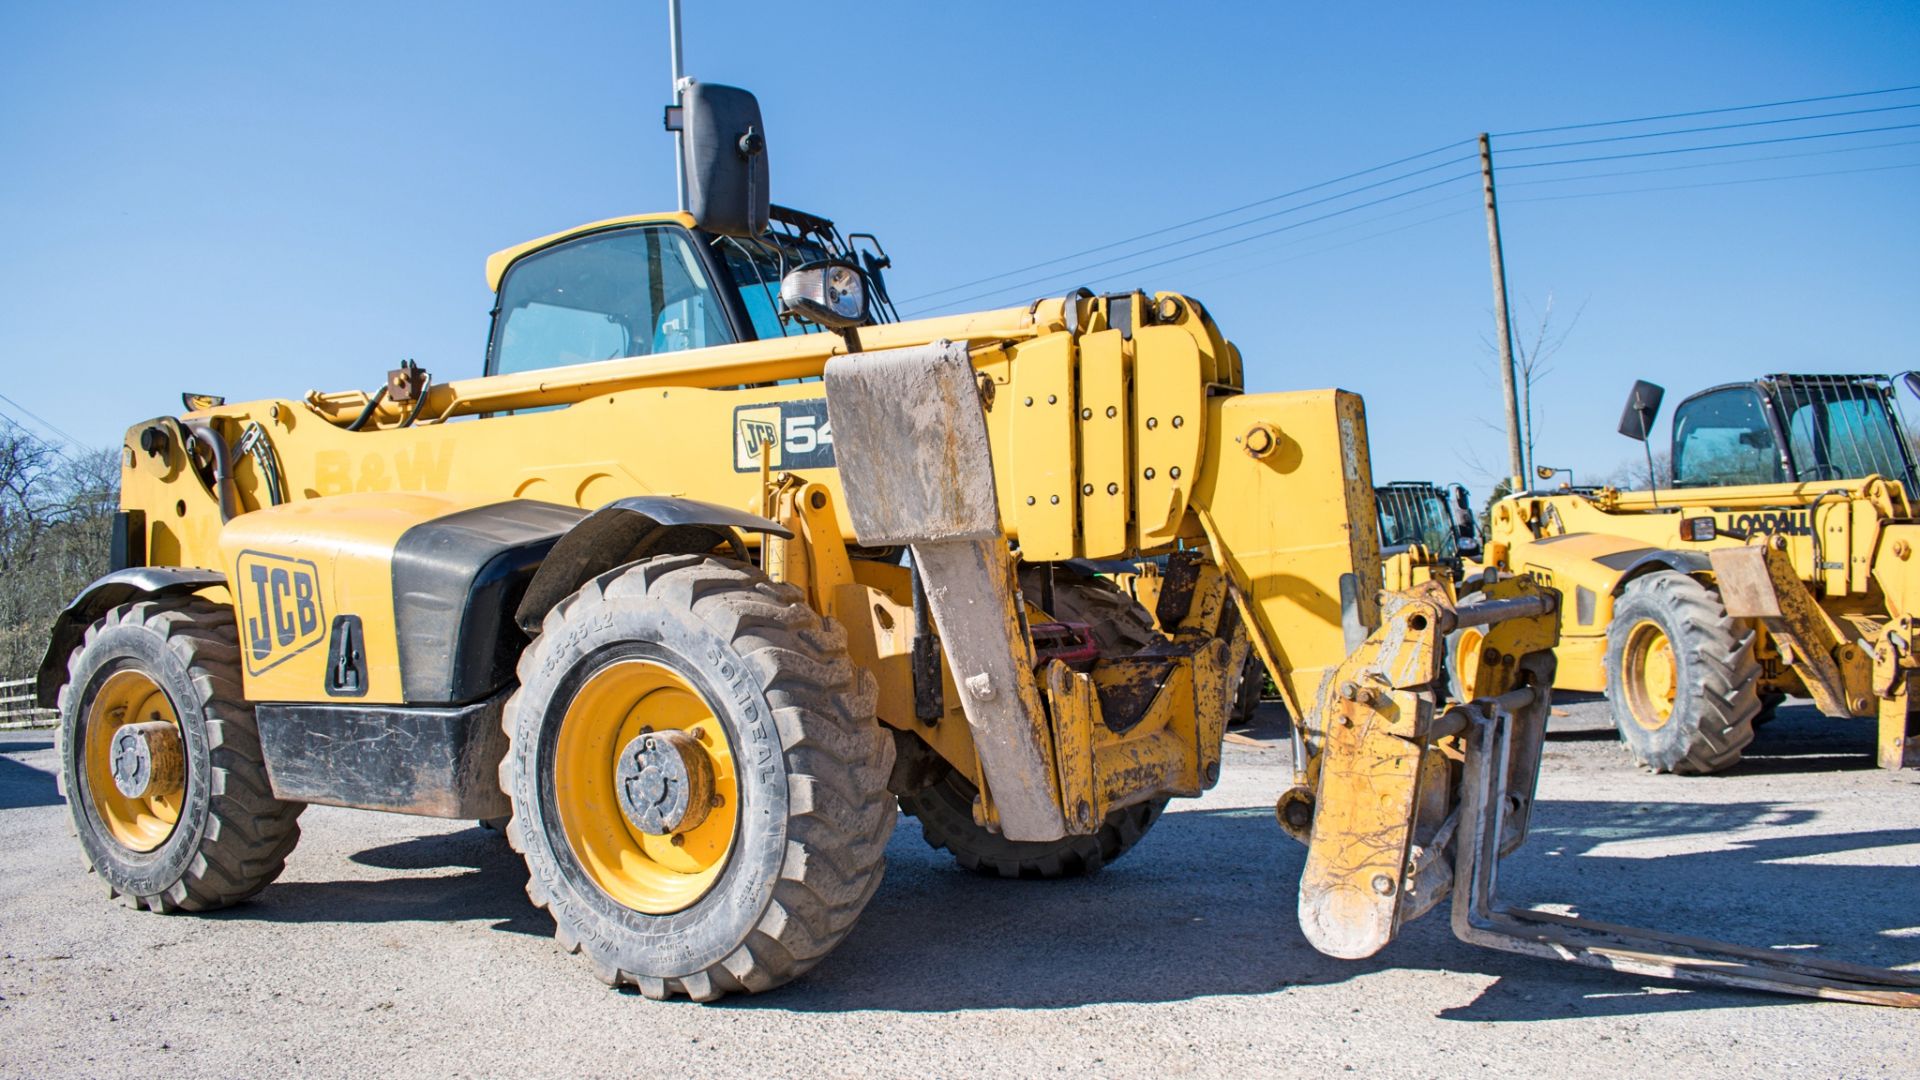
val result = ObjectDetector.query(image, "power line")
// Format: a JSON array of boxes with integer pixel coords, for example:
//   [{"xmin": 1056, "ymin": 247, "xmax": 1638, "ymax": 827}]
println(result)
[
  {"xmin": 1171, "ymin": 205, "xmax": 1481, "ymax": 292},
  {"xmin": 1503, "ymin": 121, "xmax": 1920, "ymax": 170},
  {"xmin": 1493, "ymin": 82, "xmax": 1920, "ymax": 138},
  {"xmin": 912, "ymin": 169, "xmax": 1482, "ymax": 316},
  {"xmin": 898, "ymin": 84, "xmax": 1920, "ymax": 314},
  {"xmin": 1505, "ymin": 159, "xmax": 1920, "ymax": 204},
  {"xmin": 0, "ymin": 393, "xmax": 84, "ymax": 460},
  {"xmin": 1501, "ymin": 136, "xmax": 1920, "ymax": 188},
  {"xmin": 905, "ymin": 158, "xmax": 1478, "ymax": 316},
  {"xmin": 895, "ymin": 138, "xmax": 1475, "ymax": 304},
  {"xmin": 1148, "ymin": 187, "xmax": 1479, "ymax": 284},
  {"xmin": 1497, "ymin": 101, "xmax": 1920, "ymax": 153}
]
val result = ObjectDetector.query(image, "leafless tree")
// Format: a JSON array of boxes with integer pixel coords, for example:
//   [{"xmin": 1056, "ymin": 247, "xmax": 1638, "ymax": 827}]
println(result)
[
  {"xmin": 0, "ymin": 422, "xmax": 118, "ymax": 679},
  {"xmin": 1478, "ymin": 292, "xmax": 1587, "ymax": 481}
]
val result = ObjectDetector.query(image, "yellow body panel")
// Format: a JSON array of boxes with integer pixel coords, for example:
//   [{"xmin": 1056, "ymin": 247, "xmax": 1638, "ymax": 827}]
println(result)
[{"xmin": 217, "ymin": 492, "xmax": 499, "ymax": 702}]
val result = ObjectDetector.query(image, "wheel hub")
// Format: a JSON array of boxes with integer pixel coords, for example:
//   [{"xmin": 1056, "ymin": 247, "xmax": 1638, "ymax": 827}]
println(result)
[
  {"xmin": 109, "ymin": 720, "xmax": 184, "ymax": 799},
  {"xmin": 614, "ymin": 729, "xmax": 715, "ymax": 835}
]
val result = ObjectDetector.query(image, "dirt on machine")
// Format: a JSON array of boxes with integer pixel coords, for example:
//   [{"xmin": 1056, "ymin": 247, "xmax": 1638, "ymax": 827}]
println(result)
[
  {"xmin": 35, "ymin": 82, "xmax": 1919, "ymax": 1007},
  {"xmin": 1475, "ymin": 373, "xmax": 1920, "ymax": 776}
]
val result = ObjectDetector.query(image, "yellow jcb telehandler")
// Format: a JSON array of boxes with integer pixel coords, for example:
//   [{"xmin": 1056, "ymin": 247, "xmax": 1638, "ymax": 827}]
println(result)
[
  {"xmin": 1377, "ymin": 480, "xmax": 1483, "ymax": 591},
  {"xmin": 37, "ymin": 85, "xmax": 1917, "ymax": 1006},
  {"xmin": 1477, "ymin": 374, "xmax": 1920, "ymax": 775}
]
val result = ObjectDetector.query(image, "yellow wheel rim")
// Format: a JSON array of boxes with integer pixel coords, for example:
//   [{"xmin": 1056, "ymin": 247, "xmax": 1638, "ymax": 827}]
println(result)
[
  {"xmin": 1454, "ymin": 626, "xmax": 1486, "ymax": 700},
  {"xmin": 1623, "ymin": 621, "xmax": 1678, "ymax": 731},
  {"xmin": 555, "ymin": 658, "xmax": 738, "ymax": 915},
  {"xmin": 83, "ymin": 668, "xmax": 184, "ymax": 852}
]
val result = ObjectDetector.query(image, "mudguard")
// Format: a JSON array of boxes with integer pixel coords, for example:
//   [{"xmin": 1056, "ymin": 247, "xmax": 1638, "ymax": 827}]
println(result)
[
  {"xmin": 36, "ymin": 567, "xmax": 228, "ymax": 708},
  {"xmin": 1611, "ymin": 548, "xmax": 1712, "ymax": 593},
  {"xmin": 513, "ymin": 496, "xmax": 792, "ymax": 632}
]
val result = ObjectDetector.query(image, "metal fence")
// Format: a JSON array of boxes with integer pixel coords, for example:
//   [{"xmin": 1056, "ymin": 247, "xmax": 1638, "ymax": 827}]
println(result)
[{"xmin": 0, "ymin": 677, "xmax": 56, "ymax": 730}]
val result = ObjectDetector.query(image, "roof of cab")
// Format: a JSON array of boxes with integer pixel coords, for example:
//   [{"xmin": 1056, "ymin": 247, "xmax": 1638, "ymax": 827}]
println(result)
[{"xmin": 484, "ymin": 210, "xmax": 698, "ymax": 292}]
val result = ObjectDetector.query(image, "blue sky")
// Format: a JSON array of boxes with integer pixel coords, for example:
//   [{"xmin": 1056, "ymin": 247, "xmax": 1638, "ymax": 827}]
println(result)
[{"xmin": 2, "ymin": 1, "xmax": 1915, "ymax": 493}]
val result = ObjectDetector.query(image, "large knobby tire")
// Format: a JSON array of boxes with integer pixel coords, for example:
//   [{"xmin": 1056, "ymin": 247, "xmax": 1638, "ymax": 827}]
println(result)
[
  {"xmin": 900, "ymin": 759, "xmax": 1165, "ymax": 878},
  {"xmin": 501, "ymin": 554, "xmax": 895, "ymax": 1001},
  {"xmin": 1604, "ymin": 572, "xmax": 1760, "ymax": 774},
  {"xmin": 59, "ymin": 598, "xmax": 303, "ymax": 912}
]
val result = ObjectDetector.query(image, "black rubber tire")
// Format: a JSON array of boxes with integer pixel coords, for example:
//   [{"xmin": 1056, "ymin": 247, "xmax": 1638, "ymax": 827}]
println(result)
[
  {"xmin": 59, "ymin": 598, "xmax": 304, "ymax": 912},
  {"xmin": 1020, "ymin": 566, "xmax": 1160, "ymax": 652},
  {"xmin": 1604, "ymin": 572, "xmax": 1760, "ymax": 774},
  {"xmin": 900, "ymin": 760, "xmax": 1165, "ymax": 879},
  {"xmin": 501, "ymin": 554, "xmax": 895, "ymax": 1001}
]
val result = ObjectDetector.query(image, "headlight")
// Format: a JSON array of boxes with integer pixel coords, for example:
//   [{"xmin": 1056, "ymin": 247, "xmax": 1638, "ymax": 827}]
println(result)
[{"xmin": 780, "ymin": 260, "xmax": 869, "ymax": 330}]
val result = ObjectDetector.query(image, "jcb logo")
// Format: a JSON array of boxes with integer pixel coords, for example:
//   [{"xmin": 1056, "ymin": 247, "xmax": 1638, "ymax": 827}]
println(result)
[
  {"xmin": 236, "ymin": 551, "xmax": 326, "ymax": 675},
  {"xmin": 738, "ymin": 414, "xmax": 781, "ymax": 461},
  {"xmin": 732, "ymin": 400, "xmax": 835, "ymax": 472}
]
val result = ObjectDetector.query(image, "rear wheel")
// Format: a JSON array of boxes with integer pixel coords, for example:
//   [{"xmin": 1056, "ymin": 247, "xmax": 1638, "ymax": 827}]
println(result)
[
  {"xmin": 501, "ymin": 555, "xmax": 895, "ymax": 1000},
  {"xmin": 900, "ymin": 759, "xmax": 1165, "ymax": 878},
  {"xmin": 1604, "ymin": 572, "xmax": 1759, "ymax": 774},
  {"xmin": 59, "ymin": 598, "xmax": 303, "ymax": 911},
  {"xmin": 1020, "ymin": 565, "xmax": 1159, "ymax": 652}
]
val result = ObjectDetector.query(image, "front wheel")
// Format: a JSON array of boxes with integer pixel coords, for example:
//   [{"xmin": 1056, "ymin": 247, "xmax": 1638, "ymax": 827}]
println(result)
[
  {"xmin": 501, "ymin": 554, "xmax": 896, "ymax": 1000},
  {"xmin": 1604, "ymin": 572, "xmax": 1759, "ymax": 774},
  {"xmin": 59, "ymin": 598, "xmax": 303, "ymax": 912}
]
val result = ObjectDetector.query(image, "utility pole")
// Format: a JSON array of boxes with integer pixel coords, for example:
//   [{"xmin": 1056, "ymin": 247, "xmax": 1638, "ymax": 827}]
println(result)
[
  {"xmin": 1479, "ymin": 132, "xmax": 1524, "ymax": 487},
  {"xmin": 668, "ymin": 0, "xmax": 688, "ymax": 212}
]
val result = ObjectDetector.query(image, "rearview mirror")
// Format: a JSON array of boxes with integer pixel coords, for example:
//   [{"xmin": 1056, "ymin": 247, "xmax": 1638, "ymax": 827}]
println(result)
[
  {"xmin": 1617, "ymin": 379, "xmax": 1665, "ymax": 442},
  {"xmin": 1902, "ymin": 371, "xmax": 1920, "ymax": 401},
  {"xmin": 680, "ymin": 82, "xmax": 770, "ymax": 238}
]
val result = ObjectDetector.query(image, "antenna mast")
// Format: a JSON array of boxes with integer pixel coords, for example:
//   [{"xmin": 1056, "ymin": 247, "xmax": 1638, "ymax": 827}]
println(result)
[{"xmin": 668, "ymin": 0, "xmax": 688, "ymax": 212}]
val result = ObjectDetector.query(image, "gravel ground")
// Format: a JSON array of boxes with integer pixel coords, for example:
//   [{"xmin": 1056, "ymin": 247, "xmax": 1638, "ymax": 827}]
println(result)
[{"xmin": 2, "ymin": 697, "xmax": 1915, "ymax": 1079}]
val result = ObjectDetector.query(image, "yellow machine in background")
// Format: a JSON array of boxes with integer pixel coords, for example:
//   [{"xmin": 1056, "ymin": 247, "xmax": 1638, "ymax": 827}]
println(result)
[
  {"xmin": 1482, "ymin": 374, "xmax": 1920, "ymax": 774},
  {"xmin": 36, "ymin": 86, "xmax": 1916, "ymax": 1007},
  {"xmin": 1377, "ymin": 480, "xmax": 1483, "ymax": 592}
]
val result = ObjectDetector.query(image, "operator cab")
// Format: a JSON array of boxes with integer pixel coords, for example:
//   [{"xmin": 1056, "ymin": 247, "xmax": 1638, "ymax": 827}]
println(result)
[
  {"xmin": 481, "ymin": 81, "xmax": 897, "ymax": 381},
  {"xmin": 483, "ymin": 206, "xmax": 897, "ymax": 379},
  {"xmin": 1623, "ymin": 374, "xmax": 1920, "ymax": 494},
  {"xmin": 1376, "ymin": 481, "xmax": 1481, "ymax": 564}
]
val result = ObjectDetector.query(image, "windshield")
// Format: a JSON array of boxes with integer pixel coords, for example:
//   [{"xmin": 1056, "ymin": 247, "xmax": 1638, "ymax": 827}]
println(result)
[
  {"xmin": 1375, "ymin": 486, "xmax": 1457, "ymax": 560},
  {"xmin": 489, "ymin": 225, "xmax": 729, "ymax": 377},
  {"xmin": 1671, "ymin": 386, "xmax": 1786, "ymax": 487},
  {"xmin": 1774, "ymin": 377, "xmax": 1917, "ymax": 490}
]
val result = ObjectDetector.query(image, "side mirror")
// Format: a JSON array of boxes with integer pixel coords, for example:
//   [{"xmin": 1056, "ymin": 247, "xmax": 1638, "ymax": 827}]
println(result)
[
  {"xmin": 680, "ymin": 82, "xmax": 770, "ymax": 238},
  {"xmin": 780, "ymin": 261, "xmax": 869, "ymax": 330},
  {"xmin": 1902, "ymin": 371, "xmax": 1920, "ymax": 401},
  {"xmin": 1617, "ymin": 379, "xmax": 1665, "ymax": 442}
]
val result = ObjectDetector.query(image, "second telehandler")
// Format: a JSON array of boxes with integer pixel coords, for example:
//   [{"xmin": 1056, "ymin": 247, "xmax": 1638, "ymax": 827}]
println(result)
[{"xmin": 1480, "ymin": 374, "xmax": 1920, "ymax": 774}]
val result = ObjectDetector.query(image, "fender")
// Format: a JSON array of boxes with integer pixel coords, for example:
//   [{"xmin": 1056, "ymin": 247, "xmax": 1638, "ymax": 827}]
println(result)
[
  {"xmin": 1611, "ymin": 549, "xmax": 1713, "ymax": 594},
  {"xmin": 36, "ymin": 567, "xmax": 228, "ymax": 708},
  {"xmin": 513, "ymin": 496, "xmax": 792, "ymax": 633}
]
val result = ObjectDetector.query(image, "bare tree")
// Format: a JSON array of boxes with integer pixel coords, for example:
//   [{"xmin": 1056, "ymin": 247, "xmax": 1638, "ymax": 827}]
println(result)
[
  {"xmin": 0, "ymin": 422, "xmax": 118, "ymax": 678},
  {"xmin": 1479, "ymin": 292, "xmax": 1586, "ymax": 481},
  {"xmin": 1601, "ymin": 449, "xmax": 1671, "ymax": 491}
]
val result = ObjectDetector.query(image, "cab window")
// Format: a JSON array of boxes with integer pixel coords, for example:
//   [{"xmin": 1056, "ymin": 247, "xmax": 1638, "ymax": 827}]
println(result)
[
  {"xmin": 1670, "ymin": 387, "xmax": 1784, "ymax": 487},
  {"xmin": 1779, "ymin": 386, "xmax": 1913, "ymax": 486},
  {"xmin": 488, "ymin": 226, "xmax": 732, "ymax": 377}
]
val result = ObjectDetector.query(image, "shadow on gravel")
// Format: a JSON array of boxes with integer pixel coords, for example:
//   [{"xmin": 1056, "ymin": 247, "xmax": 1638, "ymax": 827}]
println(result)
[
  {"xmin": 1548, "ymin": 697, "xmax": 1888, "ymax": 773},
  {"xmin": 211, "ymin": 827, "xmax": 548, "ymax": 937},
  {"xmin": 731, "ymin": 796, "xmax": 1917, "ymax": 1019},
  {"xmin": 0, "ymin": 740, "xmax": 62, "ymax": 810}
]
